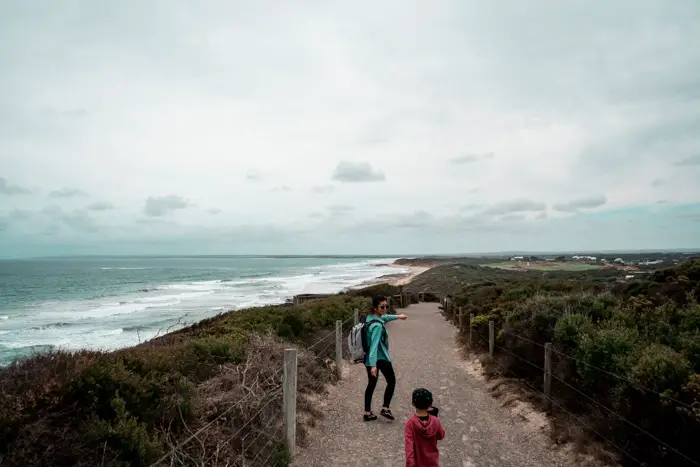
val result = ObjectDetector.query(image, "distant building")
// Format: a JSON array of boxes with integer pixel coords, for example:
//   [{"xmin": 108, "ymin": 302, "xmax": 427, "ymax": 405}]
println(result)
[
  {"xmin": 572, "ymin": 255, "xmax": 597, "ymax": 261},
  {"xmin": 614, "ymin": 258, "xmax": 625, "ymax": 264}
]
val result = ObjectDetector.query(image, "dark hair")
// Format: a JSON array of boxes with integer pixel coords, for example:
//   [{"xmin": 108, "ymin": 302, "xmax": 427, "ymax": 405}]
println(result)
[
  {"xmin": 412, "ymin": 388, "xmax": 433, "ymax": 410},
  {"xmin": 372, "ymin": 295, "xmax": 387, "ymax": 311}
]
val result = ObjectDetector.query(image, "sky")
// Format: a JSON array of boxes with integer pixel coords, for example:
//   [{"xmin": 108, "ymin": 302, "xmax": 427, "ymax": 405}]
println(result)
[{"xmin": 1, "ymin": 0, "xmax": 700, "ymax": 258}]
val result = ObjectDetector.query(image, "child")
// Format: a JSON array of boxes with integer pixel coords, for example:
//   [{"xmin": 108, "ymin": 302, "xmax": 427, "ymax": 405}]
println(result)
[{"xmin": 404, "ymin": 388, "xmax": 446, "ymax": 467}]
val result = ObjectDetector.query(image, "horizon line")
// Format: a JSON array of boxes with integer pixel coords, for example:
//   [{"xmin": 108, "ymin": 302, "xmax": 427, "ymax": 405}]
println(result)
[{"xmin": 2, "ymin": 248, "xmax": 700, "ymax": 261}]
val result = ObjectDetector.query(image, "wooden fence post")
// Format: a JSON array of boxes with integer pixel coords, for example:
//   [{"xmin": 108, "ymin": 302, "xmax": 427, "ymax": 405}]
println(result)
[
  {"xmin": 335, "ymin": 320, "xmax": 343, "ymax": 378},
  {"xmin": 469, "ymin": 313, "xmax": 474, "ymax": 346},
  {"xmin": 488, "ymin": 321, "xmax": 495, "ymax": 357},
  {"xmin": 453, "ymin": 305, "xmax": 460, "ymax": 326},
  {"xmin": 458, "ymin": 307, "xmax": 465, "ymax": 331},
  {"xmin": 283, "ymin": 349, "xmax": 298, "ymax": 457},
  {"xmin": 353, "ymin": 308, "xmax": 359, "ymax": 327},
  {"xmin": 543, "ymin": 343, "xmax": 552, "ymax": 412}
]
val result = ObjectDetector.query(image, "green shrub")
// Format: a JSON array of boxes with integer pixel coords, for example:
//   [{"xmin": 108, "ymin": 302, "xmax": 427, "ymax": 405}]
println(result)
[
  {"xmin": 628, "ymin": 344, "xmax": 691, "ymax": 393},
  {"xmin": 575, "ymin": 326, "xmax": 639, "ymax": 388},
  {"xmin": 553, "ymin": 313, "xmax": 594, "ymax": 350},
  {"xmin": 470, "ymin": 313, "xmax": 498, "ymax": 328},
  {"xmin": 89, "ymin": 396, "xmax": 162, "ymax": 465}
]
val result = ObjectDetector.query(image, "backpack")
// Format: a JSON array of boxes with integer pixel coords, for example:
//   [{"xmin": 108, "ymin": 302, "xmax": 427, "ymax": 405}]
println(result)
[{"xmin": 347, "ymin": 317, "xmax": 385, "ymax": 363}]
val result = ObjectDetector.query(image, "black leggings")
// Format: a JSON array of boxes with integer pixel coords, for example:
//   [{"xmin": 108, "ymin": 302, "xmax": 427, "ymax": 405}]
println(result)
[{"xmin": 365, "ymin": 360, "xmax": 396, "ymax": 412}]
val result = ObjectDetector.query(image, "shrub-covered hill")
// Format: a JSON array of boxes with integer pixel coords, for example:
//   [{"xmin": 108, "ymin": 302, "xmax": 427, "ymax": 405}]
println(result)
[
  {"xmin": 458, "ymin": 259, "xmax": 700, "ymax": 467},
  {"xmin": 0, "ymin": 295, "xmax": 367, "ymax": 467}
]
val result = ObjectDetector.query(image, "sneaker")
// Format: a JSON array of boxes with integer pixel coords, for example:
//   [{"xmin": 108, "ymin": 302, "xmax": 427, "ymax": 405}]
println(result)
[
  {"xmin": 363, "ymin": 412, "xmax": 378, "ymax": 422},
  {"xmin": 380, "ymin": 409, "xmax": 395, "ymax": 421}
]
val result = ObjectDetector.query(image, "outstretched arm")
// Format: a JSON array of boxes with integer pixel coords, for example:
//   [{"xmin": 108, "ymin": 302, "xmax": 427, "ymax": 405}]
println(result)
[{"xmin": 381, "ymin": 314, "xmax": 407, "ymax": 323}]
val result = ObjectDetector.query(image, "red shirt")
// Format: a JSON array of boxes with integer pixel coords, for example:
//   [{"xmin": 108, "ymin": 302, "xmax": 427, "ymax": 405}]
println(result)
[{"xmin": 404, "ymin": 414, "xmax": 446, "ymax": 467}]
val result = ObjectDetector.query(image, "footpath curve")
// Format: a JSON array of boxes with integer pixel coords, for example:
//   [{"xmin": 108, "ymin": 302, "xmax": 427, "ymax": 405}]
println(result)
[{"xmin": 292, "ymin": 302, "xmax": 568, "ymax": 467}]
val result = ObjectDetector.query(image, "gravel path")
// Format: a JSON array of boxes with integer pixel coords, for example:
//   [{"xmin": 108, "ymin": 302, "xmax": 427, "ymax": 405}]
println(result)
[{"xmin": 292, "ymin": 302, "xmax": 568, "ymax": 467}]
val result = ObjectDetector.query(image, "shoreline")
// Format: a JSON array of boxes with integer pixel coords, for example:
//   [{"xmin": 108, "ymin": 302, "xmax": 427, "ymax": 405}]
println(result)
[{"xmin": 347, "ymin": 264, "xmax": 430, "ymax": 290}]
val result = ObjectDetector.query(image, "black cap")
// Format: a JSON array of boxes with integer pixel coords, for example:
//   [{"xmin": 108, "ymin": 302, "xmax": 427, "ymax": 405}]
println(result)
[{"xmin": 412, "ymin": 388, "xmax": 433, "ymax": 410}]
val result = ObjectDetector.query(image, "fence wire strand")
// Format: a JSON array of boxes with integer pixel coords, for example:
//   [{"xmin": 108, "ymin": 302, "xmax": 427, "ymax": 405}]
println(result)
[
  {"xmin": 501, "ymin": 330, "xmax": 695, "ymax": 410},
  {"xmin": 150, "ymin": 311, "xmax": 356, "ymax": 466},
  {"xmin": 495, "ymin": 345, "xmax": 700, "ymax": 467},
  {"xmin": 462, "ymin": 321, "xmax": 699, "ymax": 467},
  {"xmin": 500, "ymin": 365, "xmax": 645, "ymax": 466}
]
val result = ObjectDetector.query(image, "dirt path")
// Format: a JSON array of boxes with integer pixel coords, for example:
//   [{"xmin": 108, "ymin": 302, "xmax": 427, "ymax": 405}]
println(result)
[{"xmin": 292, "ymin": 302, "xmax": 568, "ymax": 467}]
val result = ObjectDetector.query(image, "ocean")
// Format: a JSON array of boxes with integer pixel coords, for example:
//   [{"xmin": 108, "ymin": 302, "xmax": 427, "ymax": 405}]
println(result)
[{"xmin": 0, "ymin": 256, "xmax": 403, "ymax": 365}]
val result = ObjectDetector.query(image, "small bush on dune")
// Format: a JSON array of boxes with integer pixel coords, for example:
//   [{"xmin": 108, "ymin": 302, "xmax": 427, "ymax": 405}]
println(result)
[{"xmin": 348, "ymin": 283, "xmax": 402, "ymax": 299}]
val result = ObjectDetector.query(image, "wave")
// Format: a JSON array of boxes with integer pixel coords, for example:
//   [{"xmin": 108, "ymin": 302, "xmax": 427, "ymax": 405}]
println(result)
[
  {"xmin": 1, "ymin": 258, "xmax": 402, "ymax": 364},
  {"xmin": 29, "ymin": 322, "xmax": 75, "ymax": 330},
  {"xmin": 0, "ymin": 315, "xmax": 8, "ymax": 320},
  {"xmin": 101, "ymin": 267, "xmax": 150, "ymax": 270}
]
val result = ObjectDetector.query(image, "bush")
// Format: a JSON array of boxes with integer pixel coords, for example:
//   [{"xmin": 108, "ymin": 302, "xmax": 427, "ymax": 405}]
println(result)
[
  {"xmin": 0, "ymin": 295, "xmax": 366, "ymax": 466},
  {"xmin": 454, "ymin": 259, "xmax": 700, "ymax": 467}
]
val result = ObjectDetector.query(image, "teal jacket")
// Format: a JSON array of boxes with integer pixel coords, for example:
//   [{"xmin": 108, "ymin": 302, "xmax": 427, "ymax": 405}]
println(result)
[{"xmin": 365, "ymin": 314, "xmax": 400, "ymax": 367}]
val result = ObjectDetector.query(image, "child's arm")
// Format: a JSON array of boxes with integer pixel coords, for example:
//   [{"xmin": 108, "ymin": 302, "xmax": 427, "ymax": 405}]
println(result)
[
  {"xmin": 436, "ymin": 418, "xmax": 446, "ymax": 441},
  {"xmin": 404, "ymin": 420, "xmax": 416, "ymax": 467}
]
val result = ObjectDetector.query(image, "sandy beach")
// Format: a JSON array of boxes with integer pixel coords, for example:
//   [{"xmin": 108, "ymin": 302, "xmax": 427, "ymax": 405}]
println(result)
[
  {"xmin": 387, "ymin": 264, "xmax": 429, "ymax": 285},
  {"xmin": 348, "ymin": 264, "xmax": 430, "ymax": 290}
]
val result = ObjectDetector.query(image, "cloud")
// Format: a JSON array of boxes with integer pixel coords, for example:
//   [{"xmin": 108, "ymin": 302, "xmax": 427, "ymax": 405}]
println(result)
[
  {"xmin": 312, "ymin": 185, "xmax": 335, "ymax": 194},
  {"xmin": 49, "ymin": 187, "xmax": 88, "ymax": 198},
  {"xmin": 460, "ymin": 203, "xmax": 484, "ymax": 212},
  {"xmin": 450, "ymin": 154, "xmax": 479, "ymax": 164},
  {"xmin": 674, "ymin": 155, "xmax": 700, "ymax": 166},
  {"xmin": 449, "ymin": 152, "xmax": 495, "ymax": 165},
  {"xmin": 395, "ymin": 210, "xmax": 436, "ymax": 228},
  {"xmin": 0, "ymin": 177, "xmax": 30, "ymax": 195},
  {"xmin": 652, "ymin": 179, "xmax": 664, "ymax": 187},
  {"xmin": 143, "ymin": 195, "xmax": 190, "ymax": 217},
  {"xmin": 328, "ymin": 204, "xmax": 354, "ymax": 214},
  {"xmin": 1, "ymin": 1, "xmax": 700, "ymax": 257},
  {"xmin": 553, "ymin": 195, "xmax": 608, "ymax": 213},
  {"xmin": 271, "ymin": 185, "xmax": 291, "ymax": 193},
  {"xmin": 482, "ymin": 199, "xmax": 547, "ymax": 216},
  {"xmin": 207, "ymin": 208, "xmax": 222, "ymax": 215},
  {"xmin": 331, "ymin": 162, "xmax": 385, "ymax": 183},
  {"xmin": 9, "ymin": 209, "xmax": 33, "ymax": 221},
  {"xmin": 40, "ymin": 205, "xmax": 98, "ymax": 232},
  {"xmin": 87, "ymin": 201, "xmax": 115, "ymax": 211}
]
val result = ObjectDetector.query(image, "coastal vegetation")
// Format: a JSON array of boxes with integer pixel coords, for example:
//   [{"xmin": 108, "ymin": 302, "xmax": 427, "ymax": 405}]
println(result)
[
  {"xmin": 406, "ymin": 258, "xmax": 700, "ymax": 467},
  {"xmin": 2, "ymin": 255, "xmax": 699, "ymax": 466},
  {"xmin": 0, "ymin": 295, "xmax": 367, "ymax": 466}
]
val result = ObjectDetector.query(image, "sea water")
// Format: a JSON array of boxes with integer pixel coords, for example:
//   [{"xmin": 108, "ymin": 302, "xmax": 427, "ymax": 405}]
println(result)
[{"xmin": 0, "ymin": 256, "xmax": 402, "ymax": 365}]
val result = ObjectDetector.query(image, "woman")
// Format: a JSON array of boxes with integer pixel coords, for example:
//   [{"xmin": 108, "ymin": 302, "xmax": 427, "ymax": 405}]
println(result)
[{"xmin": 364, "ymin": 295, "xmax": 407, "ymax": 421}]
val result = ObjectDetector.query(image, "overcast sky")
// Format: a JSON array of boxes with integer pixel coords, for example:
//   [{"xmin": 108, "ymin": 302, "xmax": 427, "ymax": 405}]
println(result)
[{"xmin": 1, "ymin": 1, "xmax": 699, "ymax": 258}]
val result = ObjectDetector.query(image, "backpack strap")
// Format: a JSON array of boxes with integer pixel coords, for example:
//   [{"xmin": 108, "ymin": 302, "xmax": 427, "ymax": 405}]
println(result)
[{"xmin": 366, "ymin": 320, "xmax": 387, "ymax": 344}]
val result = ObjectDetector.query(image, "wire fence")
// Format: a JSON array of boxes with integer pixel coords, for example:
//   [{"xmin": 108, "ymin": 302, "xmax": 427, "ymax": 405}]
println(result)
[
  {"xmin": 150, "ymin": 312, "xmax": 357, "ymax": 467},
  {"xmin": 437, "ymin": 299, "xmax": 700, "ymax": 467}
]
